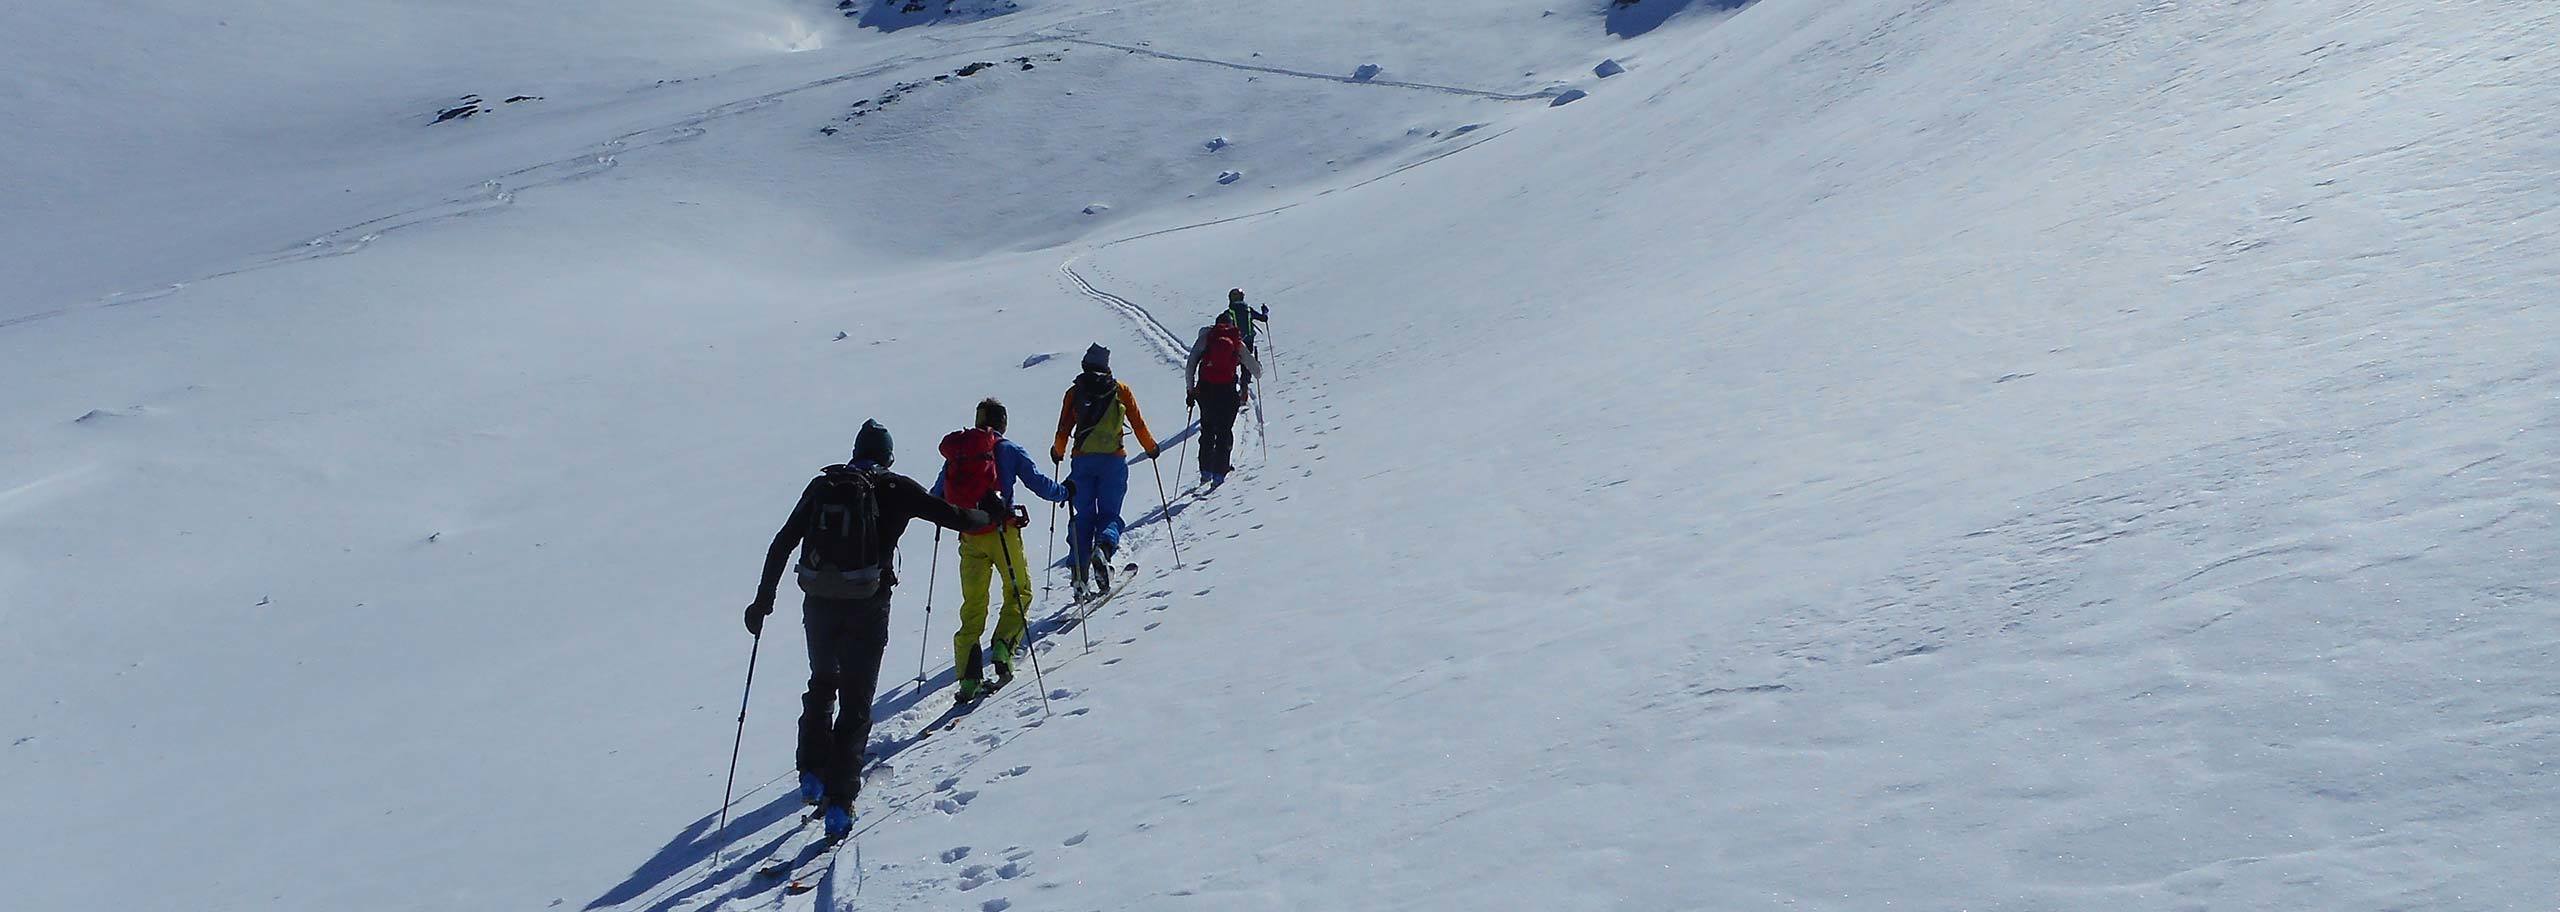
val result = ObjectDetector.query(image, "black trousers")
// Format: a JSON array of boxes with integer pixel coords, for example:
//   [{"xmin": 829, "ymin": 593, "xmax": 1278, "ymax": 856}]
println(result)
[
  {"xmin": 1197, "ymin": 382, "xmax": 1242, "ymax": 475},
  {"xmin": 798, "ymin": 591, "xmax": 892, "ymax": 806}
]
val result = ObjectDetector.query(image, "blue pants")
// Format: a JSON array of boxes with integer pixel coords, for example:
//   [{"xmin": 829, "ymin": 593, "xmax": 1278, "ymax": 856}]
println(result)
[{"xmin": 1066, "ymin": 453, "xmax": 1130, "ymax": 571}]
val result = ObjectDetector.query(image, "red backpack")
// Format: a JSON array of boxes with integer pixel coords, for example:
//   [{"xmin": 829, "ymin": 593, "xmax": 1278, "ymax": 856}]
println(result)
[
  {"xmin": 938, "ymin": 428, "xmax": 1004, "ymax": 534},
  {"xmin": 1199, "ymin": 324, "xmax": 1244, "ymax": 386}
]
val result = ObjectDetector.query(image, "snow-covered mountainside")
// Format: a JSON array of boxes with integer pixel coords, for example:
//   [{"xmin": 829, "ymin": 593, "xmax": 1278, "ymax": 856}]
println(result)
[{"xmin": 5, "ymin": 1, "xmax": 2555, "ymax": 910}]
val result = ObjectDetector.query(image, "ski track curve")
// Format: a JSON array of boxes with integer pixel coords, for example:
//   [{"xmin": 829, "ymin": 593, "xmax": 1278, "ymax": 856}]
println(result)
[{"xmin": 1040, "ymin": 34, "xmax": 1568, "ymax": 101}]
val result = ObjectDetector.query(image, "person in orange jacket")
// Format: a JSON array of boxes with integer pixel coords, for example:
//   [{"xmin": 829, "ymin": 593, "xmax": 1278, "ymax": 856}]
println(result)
[{"xmin": 1051, "ymin": 344, "xmax": 1160, "ymax": 595}]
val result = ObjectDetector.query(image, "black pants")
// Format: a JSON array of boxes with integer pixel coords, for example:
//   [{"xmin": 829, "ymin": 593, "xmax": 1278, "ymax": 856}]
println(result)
[
  {"xmin": 799, "ymin": 591, "xmax": 892, "ymax": 806},
  {"xmin": 1197, "ymin": 382, "xmax": 1242, "ymax": 475}
]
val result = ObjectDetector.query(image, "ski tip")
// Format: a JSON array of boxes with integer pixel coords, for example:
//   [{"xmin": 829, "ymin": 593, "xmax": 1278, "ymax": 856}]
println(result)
[{"xmin": 785, "ymin": 880, "xmax": 814, "ymax": 895}]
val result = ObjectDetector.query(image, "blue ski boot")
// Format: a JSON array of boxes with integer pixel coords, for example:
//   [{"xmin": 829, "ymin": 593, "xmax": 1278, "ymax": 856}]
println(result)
[
  {"xmin": 823, "ymin": 803, "xmax": 853, "ymax": 841},
  {"xmin": 798, "ymin": 771, "xmax": 826, "ymax": 807}
]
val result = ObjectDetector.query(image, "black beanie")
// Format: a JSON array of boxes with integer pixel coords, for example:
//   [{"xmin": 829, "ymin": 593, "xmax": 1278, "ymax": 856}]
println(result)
[
  {"xmin": 1082, "ymin": 344, "xmax": 1111, "ymax": 372},
  {"xmin": 852, "ymin": 419, "xmax": 894, "ymax": 466}
]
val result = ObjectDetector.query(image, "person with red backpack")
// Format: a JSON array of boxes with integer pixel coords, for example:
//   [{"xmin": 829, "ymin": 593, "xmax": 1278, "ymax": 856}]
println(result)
[
  {"xmin": 930, "ymin": 399, "xmax": 1071, "ymax": 703},
  {"xmin": 1184, "ymin": 311, "xmax": 1262, "ymax": 487},
  {"xmin": 745, "ymin": 419, "xmax": 1001, "ymax": 840}
]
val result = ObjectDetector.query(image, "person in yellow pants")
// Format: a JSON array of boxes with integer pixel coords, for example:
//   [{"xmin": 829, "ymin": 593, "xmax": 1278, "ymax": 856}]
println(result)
[
  {"xmin": 953, "ymin": 521, "xmax": 1035, "ymax": 695},
  {"xmin": 933, "ymin": 399, "xmax": 1071, "ymax": 702}
]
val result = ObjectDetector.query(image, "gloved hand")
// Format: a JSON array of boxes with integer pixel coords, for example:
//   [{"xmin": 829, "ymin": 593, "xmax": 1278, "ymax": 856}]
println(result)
[
  {"xmin": 1185, "ymin": 390, "xmax": 1197, "ymax": 409},
  {"xmin": 978, "ymin": 491, "xmax": 1008, "ymax": 515},
  {"xmin": 1144, "ymin": 446, "xmax": 1161, "ymax": 461},
  {"xmin": 1050, "ymin": 446, "xmax": 1065, "ymax": 464},
  {"xmin": 1062, "ymin": 479, "xmax": 1077, "ymax": 499},
  {"xmin": 1257, "ymin": 305, "xmax": 1270, "ymax": 320},
  {"xmin": 744, "ymin": 599, "xmax": 773, "ymax": 636}
]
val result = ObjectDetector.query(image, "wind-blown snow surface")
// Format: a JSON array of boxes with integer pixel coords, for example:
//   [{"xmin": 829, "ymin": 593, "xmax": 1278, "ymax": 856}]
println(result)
[{"xmin": 5, "ymin": 1, "xmax": 2556, "ymax": 911}]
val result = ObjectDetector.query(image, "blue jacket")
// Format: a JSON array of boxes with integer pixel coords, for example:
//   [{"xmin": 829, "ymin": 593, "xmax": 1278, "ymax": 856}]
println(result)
[{"xmin": 932, "ymin": 437, "xmax": 1069, "ymax": 508}]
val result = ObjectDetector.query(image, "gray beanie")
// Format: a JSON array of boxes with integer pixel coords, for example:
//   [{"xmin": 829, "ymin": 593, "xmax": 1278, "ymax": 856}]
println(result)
[{"xmin": 1082, "ymin": 344, "xmax": 1111, "ymax": 372}]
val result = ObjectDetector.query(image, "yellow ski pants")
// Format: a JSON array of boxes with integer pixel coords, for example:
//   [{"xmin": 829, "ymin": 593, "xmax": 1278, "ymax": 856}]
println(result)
[{"xmin": 953, "ymin": 525, "xmax": 1033, "ymax": 676}]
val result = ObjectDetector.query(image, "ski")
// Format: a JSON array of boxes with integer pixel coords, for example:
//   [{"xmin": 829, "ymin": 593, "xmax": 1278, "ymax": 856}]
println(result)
[
  {"xmin": 1075, "ymin": 561, "xmax": 1142, "ymax": 618},
  {"xmin": 761, "ymin": 828, "xmax": 850, "ymax": 894},
  {"xmin": 756, "ymin": 810, "xmax": 834, "ymax": 880}
]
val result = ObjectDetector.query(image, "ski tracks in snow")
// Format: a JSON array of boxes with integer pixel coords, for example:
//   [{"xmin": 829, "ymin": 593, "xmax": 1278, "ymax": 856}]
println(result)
[{"xmin": 1041, "ymin": 34, "xmax": 1567, "ymax": 102}]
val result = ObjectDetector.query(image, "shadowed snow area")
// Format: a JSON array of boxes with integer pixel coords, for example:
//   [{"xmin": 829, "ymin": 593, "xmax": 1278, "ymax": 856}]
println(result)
[{"xmin": 4, "ymin": 2, "xmax": 2557, "ymax": 911}]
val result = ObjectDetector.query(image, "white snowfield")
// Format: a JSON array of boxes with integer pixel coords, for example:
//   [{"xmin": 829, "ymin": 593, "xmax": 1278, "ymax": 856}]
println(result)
[{"xmin": 3, "ymin": 0, "xmax": 2555, "ymax": 910}]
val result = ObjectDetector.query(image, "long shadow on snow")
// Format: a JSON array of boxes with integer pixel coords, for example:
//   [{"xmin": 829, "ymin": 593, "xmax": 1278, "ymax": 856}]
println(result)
[
  {"xmin": 592, "ymin": 517, "xmax": 1142, "ymax": 910},
  {"xmin": 1606, "ymin": 0, "xmax": 1753, "ymax": 38},
  {"xmin": 585, "ymin": 792, "xmax": 805, "ymax": 910}
]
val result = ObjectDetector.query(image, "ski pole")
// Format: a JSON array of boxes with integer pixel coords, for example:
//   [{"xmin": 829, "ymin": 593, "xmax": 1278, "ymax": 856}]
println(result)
[
  {"xmin": 1049, "ymin": 460, "xmax": 1064, "ymax": 600},
  {"xmin": 1177, "ymin": 403, "xmax": 1195, "ymax": 485},
  {"xmin": 1023, "ymin": 624, "xmax": 1055, "ymax": 717},
  {"xmin": 715, "ymin": 630, "xmax": 762, "ymax": 869},
  {"xmin": 990, "ymin": 528, "xmax": 1053, "ymax": 717},
  {"xmin": 1149, "ymin": 455, "xmax": 1183, "ymax": 567},
  {"xmin": 915, "ymin": 527, "xmax": 942, "ymax": 683}
]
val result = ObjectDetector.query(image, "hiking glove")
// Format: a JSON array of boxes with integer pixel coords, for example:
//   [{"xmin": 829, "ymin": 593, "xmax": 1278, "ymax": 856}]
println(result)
[
  {"xmin": 744, "ymin": 600, "xmax": 772, "ymax": 636},
  {"xmin": 1062, "ymin": 479, "xmax": 1077, "ymax": 499},
  {"xmin": 1050, "ymin": 446, "xmax": 1065, "ymax": 464}
]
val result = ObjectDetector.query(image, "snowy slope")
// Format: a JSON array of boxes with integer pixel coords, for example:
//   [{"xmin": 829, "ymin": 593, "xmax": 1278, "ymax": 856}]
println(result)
[{"xmin": 7, "ymin": 1, "xmax": 2559, "ymax": 911}]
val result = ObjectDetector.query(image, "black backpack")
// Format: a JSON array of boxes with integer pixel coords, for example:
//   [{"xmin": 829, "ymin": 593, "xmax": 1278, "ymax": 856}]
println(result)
[
  {"xmin": 1068, "ymin": 372, "xmax": 1118, "ymax": 446},
  {"xmin": 795, "ymin": 467, "xmax": 885, "ymax": 599}
]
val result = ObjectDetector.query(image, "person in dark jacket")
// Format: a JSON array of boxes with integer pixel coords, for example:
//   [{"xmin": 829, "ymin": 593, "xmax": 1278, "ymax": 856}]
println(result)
[
  {"xmin": 1224, "ymin": 287, "xmax": 1270, "ymax": 352},
  {"xmin": 745, "ymin": 419, "xmax": 997, "ymax": 840}
]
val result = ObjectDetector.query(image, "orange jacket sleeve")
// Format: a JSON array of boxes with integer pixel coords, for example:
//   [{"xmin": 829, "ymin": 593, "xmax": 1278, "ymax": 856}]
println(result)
[
  {"xmin": 1119, "ymin": 382, "xmax": 1159, "ymax": 454},
  {"xmin": 1052, "ymin": 387, "xmax": 1077, "ymax": 461}
]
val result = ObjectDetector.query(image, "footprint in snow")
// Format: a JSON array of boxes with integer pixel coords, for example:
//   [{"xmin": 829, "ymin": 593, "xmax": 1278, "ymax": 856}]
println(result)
[
  {"xmin": 981, "ymin": 900, "xmax": 1012, "ymax": 912},
  {"xmin": 1063, "ymin": 831, "xmax": 1089, "ymax": 847},
  {"xmin": 942, "ymin": 846, "xmax": 973, "ymax": 863},
  {"xmin": 1143, "ymin": 622, "xmax": 1161, "ymax": 631},
  {"xmin": 958, "ymin": 864, "xmax": 993, "ymax": 890},
  {"xmin": 936, "ymin": 790, "xmax": 980, "ymax": 814}
]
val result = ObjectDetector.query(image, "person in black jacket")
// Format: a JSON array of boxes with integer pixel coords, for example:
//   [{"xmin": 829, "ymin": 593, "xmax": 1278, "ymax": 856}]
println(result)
[{"xmin": 745, "ymin": 419, "xmax": 997, "ymax": 839}]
